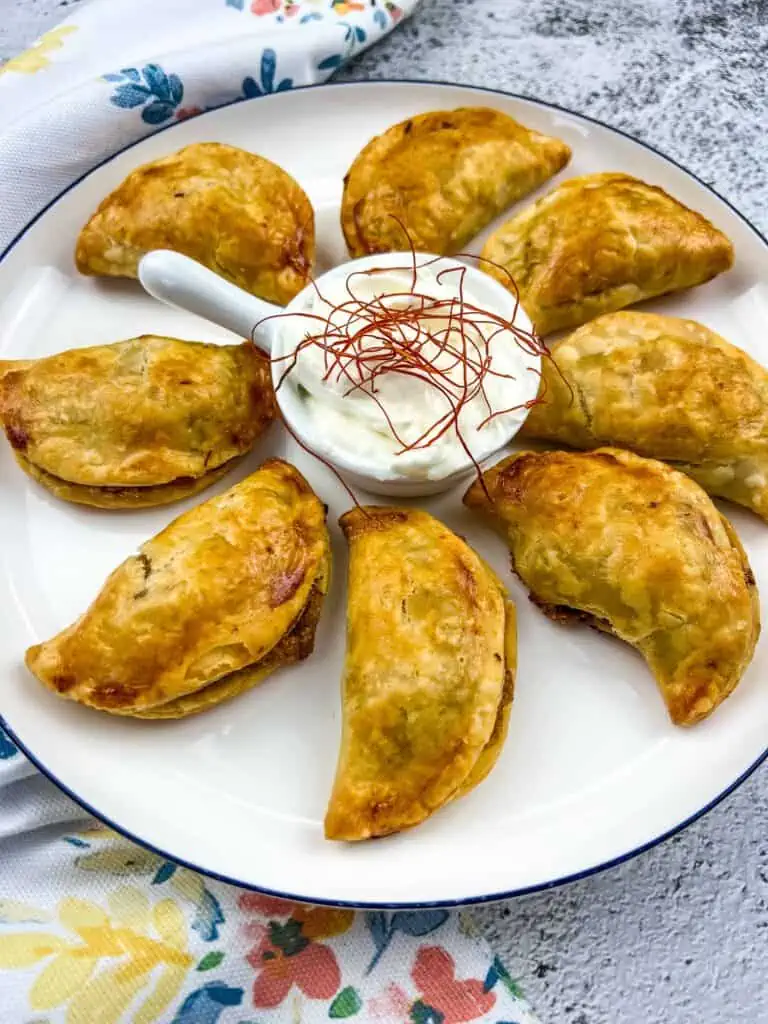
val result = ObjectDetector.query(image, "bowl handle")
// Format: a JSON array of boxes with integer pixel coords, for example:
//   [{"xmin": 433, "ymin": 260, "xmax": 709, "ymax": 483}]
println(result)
[{"xmin": 138, "ymin": 250, "xmax": 278, "ymax": 355}]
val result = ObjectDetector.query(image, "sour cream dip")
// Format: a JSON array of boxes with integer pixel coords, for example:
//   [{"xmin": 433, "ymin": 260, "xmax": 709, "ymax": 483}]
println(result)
[{"xmin": 277, "ymin": 257, "xmax": 538, "ymax": 483}]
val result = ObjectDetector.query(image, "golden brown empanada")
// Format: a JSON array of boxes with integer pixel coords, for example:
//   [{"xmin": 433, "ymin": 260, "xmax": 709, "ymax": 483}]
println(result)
[
  {"xmin": 341, "ymin": 107, "xmax": 571, "ymax": 257},
  {"xmin": 76, "ymin": 142, "xmax": 314, "ymax": 304},
  {"xmin": 325, "ymin": 507, "xmax": 516, "ymax": 841},
  {"xmin": 482, "ymin": 173, "xmax": 734, "ymax": 334},
  {"xmin": 465, "ymin": 448, "xmax": 759, "ymax": 726},
  {"xmin": 522, "ymin": 312, "xmax": 768, "ymax": 520},
  {"xmin": 26, "ymin": 459, "xmax": 330, "ymax": 718},
  {"xmin": 0, "ymin": 336, "xmax": 275, "ymax": 509}
]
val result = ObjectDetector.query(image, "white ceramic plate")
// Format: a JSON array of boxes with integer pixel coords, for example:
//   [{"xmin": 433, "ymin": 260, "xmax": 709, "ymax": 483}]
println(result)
[{"xmin": 2, "ymin": 81, "xmax": 768, "ymax": 908}]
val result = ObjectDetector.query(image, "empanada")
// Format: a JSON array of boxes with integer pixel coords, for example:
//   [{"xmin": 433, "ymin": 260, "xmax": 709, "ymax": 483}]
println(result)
[
  {"xmin": 76, "ymin": 142, "xmax": 314, "ymax": 304},
  {"xmin": 26, "ymin": 459, "xmax": 330, "ymax": 718},
  {"xmin": 0, "ymin": 336, "xmax": 275, "ymax": 509},
  {"xmin": 341, "ymin": 107, "xmax": 571, "ymax": 257},
  {"xmin": 325, "ymin": 507, "xmax": 516, "ymax": 841},
  {"xmin": 522, "ymin": 312, "xmax": 768, "ymax": 520},
  {"xmin": 465, "ymin": 448, "xmax": 759, "ymax": 726},
  {"xmin": 482, "ymin": 173, "xmax": 734, "ymax": 334}
]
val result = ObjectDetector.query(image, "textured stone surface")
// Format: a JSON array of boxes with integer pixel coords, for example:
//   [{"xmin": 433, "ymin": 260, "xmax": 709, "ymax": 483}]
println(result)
[{"xmin": 2, "ymin": 2, "xmax": 767, "ymax": 1022}]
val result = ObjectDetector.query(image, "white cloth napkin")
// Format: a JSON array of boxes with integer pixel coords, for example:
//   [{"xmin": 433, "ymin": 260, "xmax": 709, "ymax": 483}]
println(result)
[{"xmin": 0, "ymin": 2, "xmax": 544, "ymax": 1022}]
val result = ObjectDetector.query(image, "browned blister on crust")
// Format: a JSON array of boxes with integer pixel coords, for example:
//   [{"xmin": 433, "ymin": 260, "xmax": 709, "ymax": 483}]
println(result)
[
  {"xmin": 76, "ymin": 142, "xmax": 314, "ymax": 304},
  {"xmin": 464, "ymin": 448, "xmax": 759, "ymax": 726},
  {"xmin": 482, "ymin": 173, "xmax": 734, "ymax": 334},
  {"xmin": 341, "ymin": 107, "xmax": 571, "ymax": 257},
  {"xmin": 324, "ymin": 506, "xmax": 516, "ymax": 841},
  {"xmin": 521, "ymin": 311, "xmax": 768, "ymax": 520},
  {"xmin": 25, "ymin": 460, "xmax": 331, "ymax": 718},
  {"xmin": 0, "ymin": 336, "xmax": 275, "ymax": 508}
]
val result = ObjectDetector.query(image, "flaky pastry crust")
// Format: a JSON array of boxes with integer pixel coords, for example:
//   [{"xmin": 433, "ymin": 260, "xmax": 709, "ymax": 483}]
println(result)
[
  {"xmin": 26, "ymin": 460, "xmax": 330, "ymax": 717},
  {"xmin": 0, "ymin": 336, "xmax": 275, "ymax": 508},
  {"xmin": 325, "ymin": 506, "xmax": 516, "ymax": 841},
  {"xmin": 76, "ymin": 142, "xmax": 314, "ymax": 304},
  {"xmin": 522, "ymin": 312, "xmax": 768, "ymax": 520},
  {"xmin": 482, "ymin": 173, "xmax": 733, "ymax": 334},
  {"xmin": 342, "ymin": 107, "xmax": 570, "ymax": 257},
  {"xmin": 465, "ymin": 448, "xmax": 759, "ymax": 726}
]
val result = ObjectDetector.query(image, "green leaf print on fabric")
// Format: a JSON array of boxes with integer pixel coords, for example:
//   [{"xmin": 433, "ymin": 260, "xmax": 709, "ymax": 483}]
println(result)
[
  {"xmin": 197, "ymin": 951, "xmax": 226, "ymax": 972},
  {"xmin": 329, "ymin": 985, "xmax": 362, "ymax": 1017}
]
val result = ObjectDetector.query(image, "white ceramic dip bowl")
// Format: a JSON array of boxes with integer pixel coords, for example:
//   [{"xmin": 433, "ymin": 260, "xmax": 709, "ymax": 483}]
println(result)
[{"xmin": 138, "ymin": 249, "xmax": 540, "ymax": 497}]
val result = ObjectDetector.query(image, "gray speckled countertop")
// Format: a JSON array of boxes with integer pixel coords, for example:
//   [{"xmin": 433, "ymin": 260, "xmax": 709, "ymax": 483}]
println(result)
[{"xmin": 3, "ymin": 2, "xmax": 768, "ymax": 1022}]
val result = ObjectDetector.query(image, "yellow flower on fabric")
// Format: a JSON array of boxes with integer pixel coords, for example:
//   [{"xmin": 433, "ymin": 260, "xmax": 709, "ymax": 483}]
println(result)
[
  {"xmin": 0, "ymin": 933, "xmax": 66, "ymax": 968},
  {"xmin": 330, "ymin": 1, "xmax": 366, "ymax": 13},
  {"xmin": 73, "ymin": 845, "xmax": 165, "ymax": 875},
  {"xmin": 299, "ymin": 907, "xmax": 355, "ymax": 940},
  {"xmin": 0, "ymin": 25, "xmax": 78, "ymax": 76},
  {"xmin": 238, "ymin": 893, "xmax": 354, "ymax": 940},
  {"xmin": 74, "ymin": 824, "xmax": 121, "ymax": 842},
  {"xmin": 0, "ymin": 887, "xmax": 194, "ymax": 1023},
  {"xmin": 458, "ymin": 910, "xmax": 480, "ymax": 938}
]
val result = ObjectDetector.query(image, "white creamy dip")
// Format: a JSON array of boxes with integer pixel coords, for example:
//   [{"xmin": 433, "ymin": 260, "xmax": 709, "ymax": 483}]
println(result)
[{"xmin": 277, "ymin": 262, "xmax": 535, "ymax": 481}]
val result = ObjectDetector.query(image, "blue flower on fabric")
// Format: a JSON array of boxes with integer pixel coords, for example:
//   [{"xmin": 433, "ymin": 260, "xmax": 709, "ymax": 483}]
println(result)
[
  {"xmin": 170, "ymin": 981, "xmax": 243, "ymax": 1024},
  {"xmin": 364, "ymin": 909, "xmax": 449, "ymax": 973},
  {"xmin": 0, "ymin": 727, "xmax": 18, "ymax": 759},
  {"xmin": 242, "ymin": 48, "xmax": 293, "ymax": 97},
  {"xmin": 317, "ymin": 53, "xmax": 344, "ymax": 70},
  {"xmin": 104, "ymin": 64, "xmax": 184, "ymax": 124},
  {"xmin": 317, "ymin": 19, "xmax": 367, "ymax": 71},
  {"xmin": 190, "ymin": 887, "xmax": 225, "ymax": 942}
]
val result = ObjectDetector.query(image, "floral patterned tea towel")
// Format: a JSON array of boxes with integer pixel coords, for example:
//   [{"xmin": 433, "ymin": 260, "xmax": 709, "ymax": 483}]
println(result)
[
  {"xmin": 0, "ymin": 727, "xmax": 542, "ymax": 1023},
  {"xmin": 0, "ymin": 0, "xmax": 418, "ymax": 251}
]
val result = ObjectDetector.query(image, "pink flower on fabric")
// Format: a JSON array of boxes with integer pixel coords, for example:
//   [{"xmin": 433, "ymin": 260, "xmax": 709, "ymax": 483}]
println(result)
[
  {"xmin": 367, "ymin": 982, "xmax": 412, "ymax": 1020},
  {"xmin": 412, "ymin": 946, "xmax": 496, "ymax": 1023},
  {"xmin": 239, "ymin": 893, "xmax": 297, "ymax": 917},
  {"xmin": 238, "ymin": 893, "xmax": 354, "ymax": 940},
  {"xmin": 239, "ymin": 892, "xmax": 353, "ymax": 1010},
  {"xmin": 246, "ymin": 924, "xmax": 341, "ymax": 1007},
  {"xmin": 386, "ymin": 1, "xmax": 405, "ymax": 22},
  {"xmin": 250, "ymin": 0, "xmax": 281, "ymax": 15}
]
